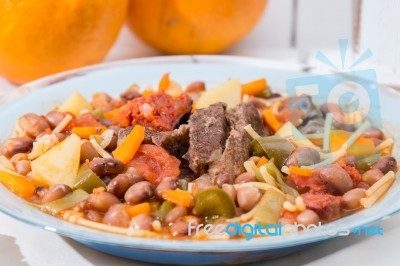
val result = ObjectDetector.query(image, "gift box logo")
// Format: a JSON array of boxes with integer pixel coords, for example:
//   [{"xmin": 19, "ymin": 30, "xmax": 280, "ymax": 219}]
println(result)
[{"xmin": 286, "ymin": 39, "xmax": 381, "ymax": 129}]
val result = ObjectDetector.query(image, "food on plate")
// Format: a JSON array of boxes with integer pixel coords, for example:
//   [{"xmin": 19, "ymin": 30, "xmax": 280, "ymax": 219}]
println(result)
[{"xmin": 0, "ymin": 75, "xmax": 397, "ymax": 239}]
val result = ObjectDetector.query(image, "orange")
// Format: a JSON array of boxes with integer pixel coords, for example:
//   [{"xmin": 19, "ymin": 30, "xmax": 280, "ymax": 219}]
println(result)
[
  {"xmin": 127, "ymin": 0, "xmax": 268, "ymax": 54},
  {"xmin": 0, "ymin": 0, "xmax": 128, "ymax": 84}
]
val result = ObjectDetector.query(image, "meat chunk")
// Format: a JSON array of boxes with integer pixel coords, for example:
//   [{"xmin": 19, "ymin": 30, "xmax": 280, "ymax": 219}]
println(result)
[
  {"xmin": 118, "ymin": 126, "xmax": 156, "ymax": 144},
  {"xmin": 105, "ymin": 92, "xmax": 192, "ymax": 131},
  {"xmin": 208, "ymin": 103, "xmax": 266, "ymax": 179},
  {"xmin": 184, "ymin": 103, "xmax": 228, "ymax": 174},
  {"xmin": 301, "ymin": 192, "xmax": 341, "ymax": 221},
  {"xmin": 152, "ymin": 125, "xmax": 189, "ymax": 158}
]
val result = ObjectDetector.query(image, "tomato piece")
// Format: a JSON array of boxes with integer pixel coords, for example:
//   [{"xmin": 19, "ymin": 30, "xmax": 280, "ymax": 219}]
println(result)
[
  {"xmin": 128, "ymin": 144, "xmax": 180, "ymax": 185},
  {"xmin": 64, "ymin": 112, "xmax": 102, "ymax": 131}
]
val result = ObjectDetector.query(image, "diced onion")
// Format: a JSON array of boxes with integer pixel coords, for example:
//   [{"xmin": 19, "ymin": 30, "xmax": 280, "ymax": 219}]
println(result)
[
  {"xmin": 52, "ymin": 114, "xmax": 73, "ymax": 134},
  {"xmin": 100, "ymin": 129, "xmax": 114, "ymax": 149},
  {"xmin": 243, "ymin": 160, "xmax": 258, "ymax": 175},
  {"xmin": 244, "ymin": 124, "xmax": 261, "ymax": 139},
  {"xmin": 89, "ymin": 137, "xmax": 112, "ymax": 158}
]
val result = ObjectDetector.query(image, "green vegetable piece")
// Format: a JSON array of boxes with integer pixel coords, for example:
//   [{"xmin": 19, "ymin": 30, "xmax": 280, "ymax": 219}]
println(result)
[
  {"xmin": 255, "ymin": 85, "xmax": 272, "ymax": 99},
  {"xmin": 265, "ymin": 159, "xmax": 299, "ymax": 197},
  {"xmin": 178, "ymin": 179, "xmax": 188, "ymax": 190},
  {"xmin": 253, "ymin": 188, "xmax": 286, "ymax": 226},
  {"xmin": 41, "ymin": 189, "xmax": 89, "ymax": 215},
  {"xmin": 193, "ymin": 188, "xmax": 236, "ymax": 220},
  {"xmin": 74, "ymin": 164, "xmax": 106, "ymax": 193},
  {"xmin": 155, "ymin": 201, "xmax": 175, "ymax": 220},
  {"xmin": 251, "ymin": 136, "xmax": 295, "ymax": 169},
  {"xmin": 91, "ymin": 108, "xmax": 105, "ymax": 119},
  {"xmin": 356, "ymin": 153, "xmax": 381, "ymax": 171}
]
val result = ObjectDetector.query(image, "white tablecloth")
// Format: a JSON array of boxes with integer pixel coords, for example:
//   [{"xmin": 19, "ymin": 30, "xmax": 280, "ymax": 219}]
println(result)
[{"xmin": 1, "ymin": 27, "xmax": 399, "ymax": 266}]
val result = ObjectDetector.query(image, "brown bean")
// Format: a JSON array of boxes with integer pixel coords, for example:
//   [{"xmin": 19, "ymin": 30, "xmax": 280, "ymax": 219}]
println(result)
[
  {"xmin": 86, "ymin": 210, "xmax": 103, "ymax": 222},
  {"xmin": 87, "ymin": 191, "xmax": 120, "ymax": 212},
  {"xmin": 155, "ymin": 177, "xmax": 178, "ymax": 199},
  {"xmin": 372, "ymin": 156, "xmax": 397, "ymax": 174},
  {"xmin": 342, "ymin": 188, "xmax": 366, "ymax": 210},
  {"xmin": 1, "ymin": 137, "xmax": 34, "ymax": 158},
  {"xmin": 35, "ymin": 186, "xmax": 48, "ymax": 198},
  {"xmin": 10, "ymin": 153, "xmax": 29, "ymax": 165},
  {"xmin": 124, "ymin": 181, "xmax": 155, "ymax": 205},
  {"xmin": 237, "ymin": 185, "xmax": 261, "ymax": 212},
  {"xmin": 107, "ymin": 173, "xmax": 145, "ymax": 198},
  {"xmin": 18, "ymin": 113, "xmax": 50, "ymax": 137},
  {"xmin": 212, "ymin": 173, "xmax": 234, "ymax": 187},
  {"xmin": 185, "ymin": 81, "xmax": 205, "ymax": 93},
  {"xmin": 41, "ymin": 184, "xmax": 72, "ymax": 204},
  {"xmin": 45, "ymin": 111, "xmax": 66, "ymax": 129},
  {"xmin": 362, "ymin": 127, "xmax": 384, "ymax": 140},
  {"xmin": 170, "ymin": 217, "xmax": 190, "ymax": 236},
  {"xmin": 320, "ymin": 166, "xmax": 353, "ymax": 195},
  {"xmin": 296, "ymin": 209, "xmax": 320, "ymax": 226},
  {"xmin": 286, "ymin": 147, "xmax": 320, "ymax": 167},
  {"xmin": 131, "ymin": 214, "xmax": 154, "ymax": 231},
  {"xmin": 165, "ymin": 206, "xmax": 188, "ymax": 224},
  {"xmin": 105, "ymin": 135, "xmax": 118, "ymax": 152},
  {"xmin": 362, "ymin": 169, "xmax": 384, "ymax": 186},
  {"xmin": 88, "ymin": 157, "xmax": 125, "ymax": 176},
  {"xmin": 15, "ymin": 160, "xmax": 31, "ymax": 175},
  {"xmin": 80, "ymin": 142, "xmax": 99, "ymax": 163},
  {"xmin": 103, "ymin": 204, "xmax": 130, "ymax": 228},
  {"xmin": 222, "ymin": 184, "xmax": 236, "ymax": 202},
  {"xmin": 235, "ymin": 172, "xmax": 256, "ymax": 184}
]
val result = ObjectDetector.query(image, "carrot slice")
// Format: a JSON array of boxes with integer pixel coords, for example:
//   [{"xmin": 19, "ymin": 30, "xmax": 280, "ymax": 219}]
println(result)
[
  {"xmin": 125, "ymin": 202, "xmax": 151, "ymax": 217},
  {"xmin": 162, "ymin": 189, "xmax": 193, "ymax": 207},
  {"xmin": 72, "ymin": 126, "xmax": 106, "ymax": 139},
  {"xmin": 158, "ymin": 73, "xmax": 170, "ymax": 91},
  {"xmin": 262, "ymin": 108, "xmax": 281, "ymax": 132},
  {"xmin": 241, "ymin": 78, "xmax": 267, "ymax": 95},
  {"xmin": 257, "ymin": 156, "xmax": 269, "ymax": 167},
  {"xmin": 0, "ymin": 170, "xmax": 36, "ymax": 199},
  {"xmin": 289, "ymin": 166, "xmax": 313, "ymax": 177},
  {"xmin": 112, "ymin": 125, "xmax": 145, "ymax": 164}
]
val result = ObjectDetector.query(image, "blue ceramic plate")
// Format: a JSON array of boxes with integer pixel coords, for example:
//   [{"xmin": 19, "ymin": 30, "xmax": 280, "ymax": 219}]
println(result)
[{"xmin": 0, "ymin": 56, "xmax": 399, "ymax": 265}]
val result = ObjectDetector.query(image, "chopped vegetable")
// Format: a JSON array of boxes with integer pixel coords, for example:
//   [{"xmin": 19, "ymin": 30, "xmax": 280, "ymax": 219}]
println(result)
[
  {"xmin": 276, "ymin": 122, "xmax": 321, "ymax": 150},
  {"xmin": 262, "ymin": 108, "xmax": 281, "ymax": 132},
  {"xmin": 40, "ymin": 189, "xmax": 89, "ymax": 215},
  {"xmin": 113, "ymin": 125, "xmax": 145, "ymax": 164},
  {"xmin": 158, "ymin": 73, "xmax": 170, "ymax": 91},
  {"xmin": 264, "ymin": 159, "xmax": 299, "ymax": 197},
  {"xmin": 361, "ymin": 171, "xmax": 395, "ymax": 208},
  {"xmin": 52, "ymin": 114, "xmax": 73, "ymax": 134},
  {"xmin": 58, "ymin": 92, "xmax": 92, "ymax": 116},
  {"xmin": 356, "ymin": 154, "xmax": 381, "ymax": 171},
  {"xmin": 31, "ymin": 134, "xmax": 81, "ymax": 186},
  {"xmin": 89, "ymin": 137, "xmax": 112, "ymax": 158},
  {"xmin": 323, "ymin": 113, "xmax": 333, "ymax": 152},
  {"xmin": 243, "ymin": 160, "xmax": 258, "ymax": 176},
  {"xmin": 289, "ymin": 166, "xmax": 313, "ymax": 177},
  {"xmin": 330, "ymin": 130, "xmax": 375, "ymax": 157},
  {"xmin": 256, "ymin": 165, "xmax": 277, "ymax": 186},
  {"xmin": 154, "ymin": 201, "xmax": 175, "ymax": 220},
  {"xmin": 178, "ymin": 179, "xmax": 188, "ymax": 190},
  {"xmin": 193, "ymin": 188, "xmax": 235, "ymax": 220},
  {"xmin": 0, "ymin": 170, "xmax": 36, "ymax": 199},
  {"xmin": 73, "ymin": 164, "xmax": 106, "ymax": 193},
  {"xmin": 244, "ymin": 124, "xmax": 261, "ymax": 139},
  {"xmin": 255, "ymin": 86, "xmax": 272, "ymax": 99},
  {"xmin": 251, "ymin": 135, "xmax": 295, "ymax": 169},
  {"xmin": 241, "ymin": 78, "xmax": 267, "ymax": 96},
  {"xmin": 252, "ymin": 188, "xmax": 286, "ymax": 225},
  {"xmin": 162, "ymin": 189, "xmax": 193, "ymax": 208},
  {"xmin": 125, "ymin": 202, "xmax": 151, "ymax": 217},
  {"xmin": 72, "ymin": 126, "xmax": 106, "ymax": 139},
  {"xmin": 256, "ymin": 156, "xmax": 269, "ymax": 167},
  {"xmin": 195, "ymin": 79, "xmax": 241, "ymax": 109},
  {"xmin": 128, "ymin": 144, "xmax": 180, "ymax": 185}
]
